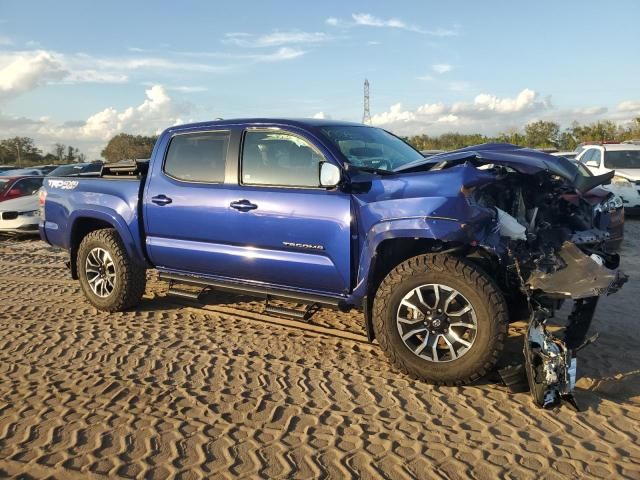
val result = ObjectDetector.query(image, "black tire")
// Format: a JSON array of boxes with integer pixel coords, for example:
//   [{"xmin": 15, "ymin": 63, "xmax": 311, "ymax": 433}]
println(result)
[
  {"xmin": 77, "ymin": 228, "xmax": 146, "ymax": 312},
  {"xmin": 372, "ymin": 254, "xmax": 508, "ymax": 385}
]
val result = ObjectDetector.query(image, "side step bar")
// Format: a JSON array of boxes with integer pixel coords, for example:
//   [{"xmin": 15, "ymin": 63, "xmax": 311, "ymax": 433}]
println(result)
[
  {"xmin": 264, "ymin": 300, "xmax": 320, "ymax": 320},
  {"xmin": 158, "ymin": 271, "xmax": 344, "ymax": 308},
  {"xmin": 167, "ymin": 287, "xmax": 202, "ymax": 300}
]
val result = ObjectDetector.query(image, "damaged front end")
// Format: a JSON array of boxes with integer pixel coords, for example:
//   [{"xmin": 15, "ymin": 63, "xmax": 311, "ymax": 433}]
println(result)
[{"xmin": 411, "ymin": 145, "xmax": 629, "ymax": 408}]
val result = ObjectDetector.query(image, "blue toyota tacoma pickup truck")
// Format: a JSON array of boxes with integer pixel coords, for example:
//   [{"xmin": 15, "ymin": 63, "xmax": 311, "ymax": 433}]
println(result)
[{"xmin": 40, "ymin": 118, "xmax": 626, "ymax": 407}]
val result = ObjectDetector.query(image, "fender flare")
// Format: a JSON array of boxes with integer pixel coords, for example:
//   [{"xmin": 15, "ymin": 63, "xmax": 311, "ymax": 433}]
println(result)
[
  {"xmin": 68, "ymin": 207, "xmax": 145, "ymax": 267},
  {"xmin": 354, "ymin": 217, "xmax": 469, "ymax": 341}
]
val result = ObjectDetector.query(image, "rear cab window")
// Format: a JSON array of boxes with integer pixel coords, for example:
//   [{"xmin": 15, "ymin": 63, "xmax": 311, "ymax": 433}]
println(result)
[{"xmin": 164, "ymin": 131, "xmax": 230, "ymax": 183}]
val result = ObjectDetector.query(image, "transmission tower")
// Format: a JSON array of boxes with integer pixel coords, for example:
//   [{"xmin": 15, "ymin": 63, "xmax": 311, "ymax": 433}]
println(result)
[{"xmin": 362, "ymin": 79, "xmax": 371, "ymax": 125}]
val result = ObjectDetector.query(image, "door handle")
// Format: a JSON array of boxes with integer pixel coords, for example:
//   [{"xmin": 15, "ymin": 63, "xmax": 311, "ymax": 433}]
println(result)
[
  {"xmin": 151, "ymin": 195, "xmax": 172, "ymax": 206},
  {"xmin": 230, "ymin": 199, "xmax": 258, "ymax": 211}
]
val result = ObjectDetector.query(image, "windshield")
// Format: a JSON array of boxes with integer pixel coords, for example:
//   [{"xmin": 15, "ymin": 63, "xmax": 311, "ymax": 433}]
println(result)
[
  {"xmin": 0, "ymin": 178, "xmax": 9, "ymax": 193},
  {"xmin": 320, "ymin": 126, "xmax": 424, "ymax": 171},
  {"xmin": 604, "ymin": 150, "xmax": 640, "ymax": 169}
]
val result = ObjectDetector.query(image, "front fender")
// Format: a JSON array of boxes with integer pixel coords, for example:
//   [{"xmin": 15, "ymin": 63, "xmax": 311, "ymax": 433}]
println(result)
[{"xmin": 352, "ymin": 216, "xmax": 471, "ymax": 299}]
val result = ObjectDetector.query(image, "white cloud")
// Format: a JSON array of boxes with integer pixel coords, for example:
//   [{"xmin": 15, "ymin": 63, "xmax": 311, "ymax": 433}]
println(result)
[
  {"xmin": 169, "ymin": 85, "xmax": 208, "ymax": 93},
  {"xmin": 370, "ymin": 92, "xmax": 635, "ymax": 136},
  {"xmin": 0, "ymin": 50, "xmax": 67, "ymax": 98},
  {"xmin": 174, "ymin": 47, "xmax": 306, "ymax": 63},
  {"xmin": 223, "ymin": 31, "xmax": 329, "ymax": 48},
  {"xmin": 417, "ymin": 74, "xmax": 433, "ymax": 81},
  {"xmin": 0, "ymin": 49, "xmax": 226, "ymax": 100},
  {"xmin": 0, "ymin": 85, "xmax": 192, "ymax": 158},
  {"xmin": 617, "ymin": 100, "xmax": 640, "ymax": 113},
  {"xmin": 371, "ymin": 88, "xmax": 552, "ymax": 135},
  {"xmin": 461, "ymin": 88, "xmax": 542, "ymax": 114},
  {"xmin": 371, "ymin": 103, "xmax": 417, "ymax": 124},
  {"xmin": 66, "ymin": 70, "xmax": 128, "ymax": 84},
  {"xmin": 326, "ymin": 13, "xmax": 459, "ymax": 36},
  {"xmin": 432, "ymin": 63, "xmax": 452, "ymax": 74},
  {"xmin": 312, "ymin": 111, "xmax": 330, "ymax": 119},
  {"xmin": 352, "ymin": 13, "xmax": 409, "ymax": 29},
  {"xmin": 256, "ymin": 47, "xmax": 305, "ymax": 62}
]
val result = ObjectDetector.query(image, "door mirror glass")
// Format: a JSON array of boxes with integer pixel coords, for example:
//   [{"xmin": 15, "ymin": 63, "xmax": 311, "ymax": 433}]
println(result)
[{"xmin": 320, "ymin": 162, "xmax": 340, "ymax": 187}]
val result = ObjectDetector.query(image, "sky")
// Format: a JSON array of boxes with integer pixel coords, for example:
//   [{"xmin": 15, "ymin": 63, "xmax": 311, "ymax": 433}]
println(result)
[{"xmin": 0, "ymin": 0, "xmax": 639, "ymax": 158}]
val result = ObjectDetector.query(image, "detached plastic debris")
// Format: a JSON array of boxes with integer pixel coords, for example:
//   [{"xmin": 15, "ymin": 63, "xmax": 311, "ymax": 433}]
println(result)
[{"xmin": 527, "ymin": 242, "xmax": 628, "ymax": 299}]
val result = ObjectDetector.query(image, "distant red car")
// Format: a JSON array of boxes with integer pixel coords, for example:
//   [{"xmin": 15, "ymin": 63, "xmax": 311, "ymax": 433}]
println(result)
[{"xmin": 0, "ymin": 176, "xmax": 44, "ymax": 203}]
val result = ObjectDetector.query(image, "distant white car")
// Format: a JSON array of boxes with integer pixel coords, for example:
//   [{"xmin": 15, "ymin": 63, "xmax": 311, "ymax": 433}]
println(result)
[
  {"xmin": 0, "ymin": 193, "xmax": 40, "ymax": 234},
  {"xmin": 576, "ymin": 143, "xmax": 640, "ymax": 214},
  {"xmin": 550, "ymin": 151, "xmax": 578, "ymax": 160}
]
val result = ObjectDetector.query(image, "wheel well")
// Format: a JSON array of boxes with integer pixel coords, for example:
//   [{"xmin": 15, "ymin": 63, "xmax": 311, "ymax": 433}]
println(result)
[
  {"xmin": 69, "ymin": 218, "xmax": 113, "ymax": 279},
  {"xmin": 363, "ymin": 237, "xmax": 461, "ymax": 341}
]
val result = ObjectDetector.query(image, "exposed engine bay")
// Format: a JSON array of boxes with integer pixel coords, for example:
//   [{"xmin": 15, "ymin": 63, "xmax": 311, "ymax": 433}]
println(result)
[{"xmin": 470, "ymin": 165, "xmax": 627, "ymax": 408}]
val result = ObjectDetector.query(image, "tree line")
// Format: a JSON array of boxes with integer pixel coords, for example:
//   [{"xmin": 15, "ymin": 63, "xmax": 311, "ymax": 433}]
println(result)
[
  {"xmin": 1, "ymin": 118, "xmax": 639, "ymax": 166},
  {"xmin": 0, "ymin": 137, "xmax": 86, "ymax": 166},
  {"xmin": 0, "ymin": 133, "xmax": 157, "ymax": 166},
  {"xmin": 406, "ymin": 118, "xmax": 640, "ymax": 152}
]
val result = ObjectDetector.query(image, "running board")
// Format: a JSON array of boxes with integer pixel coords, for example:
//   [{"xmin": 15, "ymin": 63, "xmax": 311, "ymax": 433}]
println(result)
[
  {"xmin": 167, "ymin": 287, "xmax": 202, "ymax": 301},
  {"xmin": 158, "ymin": 271, "xmax": 344, "ymax": 308},
  {"xmin": 264, "ymin": 300, "xmax": 320, "ymax": 320}
]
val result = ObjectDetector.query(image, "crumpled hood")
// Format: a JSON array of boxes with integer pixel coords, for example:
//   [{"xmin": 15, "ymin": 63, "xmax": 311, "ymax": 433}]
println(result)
[
  {"xmin": 0, "ymin": 193, "xmax": 39, "ymax": 212},
  {"xmin": 396, "ymin": 143, "xmax": 613, "ymax": 193}
]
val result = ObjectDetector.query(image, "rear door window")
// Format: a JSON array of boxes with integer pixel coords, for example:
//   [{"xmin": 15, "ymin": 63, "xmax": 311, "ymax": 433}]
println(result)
[{"xmin": 164, "ymin": 132, "xmax": 229, "ymax": 183}]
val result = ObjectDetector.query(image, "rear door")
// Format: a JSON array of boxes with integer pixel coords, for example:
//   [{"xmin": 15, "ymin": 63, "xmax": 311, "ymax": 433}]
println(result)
[{"xmin": 144, "ymin": 128, "xmax": 243, "ymax": 275}]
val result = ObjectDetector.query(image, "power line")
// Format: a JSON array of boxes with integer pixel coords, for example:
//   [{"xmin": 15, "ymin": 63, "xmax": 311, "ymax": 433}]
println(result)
[{"xmin": 362, "ymin": 79, "xmax": 371, "ymax": 125}]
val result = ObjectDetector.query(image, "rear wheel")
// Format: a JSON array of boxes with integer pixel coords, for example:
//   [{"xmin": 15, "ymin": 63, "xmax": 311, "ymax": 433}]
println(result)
[
  {"xmin": 77, "ymin": 228, "xmax": 146, "ymax": 312},
  {"xmin": 372, "ymin": 254, "xmax": 507, "ymax": 385}
]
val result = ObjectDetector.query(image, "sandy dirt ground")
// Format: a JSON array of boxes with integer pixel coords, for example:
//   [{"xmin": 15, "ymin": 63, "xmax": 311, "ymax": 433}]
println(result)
[{"xmin": 0, "ymin": 222, "xmax": 639, "ymax": 479}]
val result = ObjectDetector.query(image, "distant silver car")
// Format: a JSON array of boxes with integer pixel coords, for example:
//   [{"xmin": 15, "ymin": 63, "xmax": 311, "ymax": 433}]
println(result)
[{"xmin": 0, "ymin": 192, "xmax": 40, "ymax": 235}]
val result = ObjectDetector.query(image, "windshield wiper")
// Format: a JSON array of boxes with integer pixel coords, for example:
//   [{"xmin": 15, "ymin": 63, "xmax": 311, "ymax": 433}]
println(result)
[{"xmin": 346, "ymin": 164, "xmax": 395, "ymax": 176}]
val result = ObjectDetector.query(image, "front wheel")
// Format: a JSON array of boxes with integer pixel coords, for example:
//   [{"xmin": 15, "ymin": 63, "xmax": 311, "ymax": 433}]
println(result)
[
  {"xmin": 372, "ymin": 254, "xmax": 507, "ymax": 385},
  {"xmin": 77, "ymin": 228, "xmax": 146, "ymax": 312}
]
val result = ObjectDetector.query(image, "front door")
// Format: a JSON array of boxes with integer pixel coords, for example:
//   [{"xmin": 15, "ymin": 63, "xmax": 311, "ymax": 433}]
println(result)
[{"xmin": 226, "ymin": 127, "xmax": 351, "ymax": 294}]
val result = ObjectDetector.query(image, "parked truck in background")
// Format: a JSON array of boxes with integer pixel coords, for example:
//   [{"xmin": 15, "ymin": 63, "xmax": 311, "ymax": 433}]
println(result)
[{"xmin": 39, "ymin": 118, "xmax": 626, "ymax": 407}]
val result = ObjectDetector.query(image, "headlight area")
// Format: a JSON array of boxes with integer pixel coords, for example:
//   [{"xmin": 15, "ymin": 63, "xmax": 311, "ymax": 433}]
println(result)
[
  {"xmin": 0, "ymin": 210, "xmax": 39, "ymax": 221},
  {"xmin": 19, "ymin": 210, "xmax": 40, "ymax": 217},
  {"xmin": 606, "ymin": 194, "xmax": 623, "ymax": 210}
]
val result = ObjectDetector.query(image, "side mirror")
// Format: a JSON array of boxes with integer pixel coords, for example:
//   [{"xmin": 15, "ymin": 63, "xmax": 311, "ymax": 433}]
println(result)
[{"xmin": 320, "ymin": 162, "xmax": 341, "ymax": 187}]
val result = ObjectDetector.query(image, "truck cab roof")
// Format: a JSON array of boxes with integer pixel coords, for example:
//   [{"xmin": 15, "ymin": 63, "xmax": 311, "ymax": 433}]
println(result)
[{"xmin": 165, "ymin": 118, "xmax": 366, "ymax": 134}]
